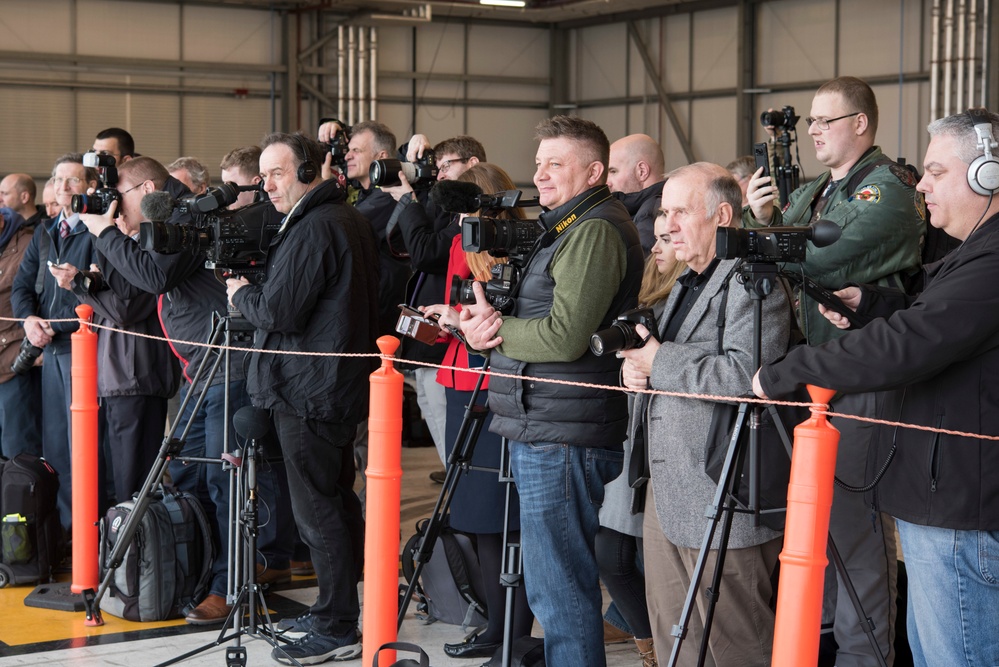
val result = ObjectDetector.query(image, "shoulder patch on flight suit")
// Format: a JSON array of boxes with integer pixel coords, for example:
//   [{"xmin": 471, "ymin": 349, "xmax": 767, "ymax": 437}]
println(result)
[
  {"xmin": 852, "ymin": 185, "xmax": 881, "ymax": 203},
  {"xmin": 889, "ymin": 163, "xmax": 917, "ymax": 187}
]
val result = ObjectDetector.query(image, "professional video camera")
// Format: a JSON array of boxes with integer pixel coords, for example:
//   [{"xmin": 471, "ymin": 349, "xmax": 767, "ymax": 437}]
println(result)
[
  {"xmin": 139, "ymin": 183, "xmax": 282, "ymax": 283},
  {"xmin": 760, "ymin": 105, "xmax": 800, "ymax": 131},
  {"xmin": 715, "ymin": 219, "xmax": 840, "ymax": 264},
  {"xmin": 589, "ymin": 307, "xmax": 658, "ymax": 357},
  {"xmin": 461, "ymin": 215, "xmax": 545, "ymax": 259},
  {"xmin": 370, "ymin": 149, "xmax": 438, "ymax": 189},
  {"xmin": 71, "ymin": 151, "xmax": 120, "ymax": 217}
]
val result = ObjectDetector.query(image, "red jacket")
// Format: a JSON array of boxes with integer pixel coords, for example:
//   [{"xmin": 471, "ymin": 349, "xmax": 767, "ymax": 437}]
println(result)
[{"xmin": 435, "ymin": 234, "xmax": 490, "ymax": 391}]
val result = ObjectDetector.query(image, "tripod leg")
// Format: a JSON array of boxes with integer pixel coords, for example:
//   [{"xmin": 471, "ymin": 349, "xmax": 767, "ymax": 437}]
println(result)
[{"xmin": 827, "ymin": 535, "xmax": 889, "ymax": 667}]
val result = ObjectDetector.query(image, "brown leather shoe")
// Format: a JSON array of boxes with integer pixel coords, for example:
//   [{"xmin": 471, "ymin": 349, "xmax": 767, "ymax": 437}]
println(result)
[
  {"xmin": 256, "ymin": 563, "xmax": 292, "ymax": 586},
  {"xmin": 185, "ymin": 594, "xmax": 232, "ymax": 625},
  {"xmin": 290, "ymin": 560, "xmax": 315, "ymax": 577},
  {"xmin": 603, "ymin": 619, "xmax": 633, "ymax": 644}
]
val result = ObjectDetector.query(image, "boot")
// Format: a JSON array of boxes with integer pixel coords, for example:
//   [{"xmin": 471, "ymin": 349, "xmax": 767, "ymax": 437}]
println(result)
[{"xmin": 634, "ymin": 637, "xmax": 657, "ymax": 667}]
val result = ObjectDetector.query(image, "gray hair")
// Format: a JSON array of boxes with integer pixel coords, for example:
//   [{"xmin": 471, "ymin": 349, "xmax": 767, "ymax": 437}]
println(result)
[
  {"xmin": 667, "ymin": 162, "xmax": 743, "ymax": 214},
  {"xmin": 167, "ymin": 156, "xmax": 211, "ymax": 190},
  {"xmin": 928, "ymin": 110, "xmax": 999, "ymax": 164}
]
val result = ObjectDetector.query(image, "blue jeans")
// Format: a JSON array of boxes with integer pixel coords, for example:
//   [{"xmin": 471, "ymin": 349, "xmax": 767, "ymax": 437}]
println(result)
[
  {"xmin": 510, "ymin": 441, "xmax": 623, "ymax": 667},
  {"xmin": 0, "ymin": 368, "xmax": 42, "ymax": 460},
  {"xmin": 896, "ymin": 519, "xmax": 999, "ymax": 667}
]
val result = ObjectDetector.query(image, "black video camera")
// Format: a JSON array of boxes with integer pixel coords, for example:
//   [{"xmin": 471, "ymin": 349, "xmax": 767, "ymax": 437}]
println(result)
[
  {"xmin": 140, "ymin": 185, "xmax": 281, "ymax": 283},
  {"xmin": 461, "ymin": 216, "xmax": 544, "ymax": 259},
  {"xmin": 760, "ymin": 106, "xmax": 799, "ymax": 131},
  {"xmin": 450, "ymin": 263, "xmax": 518, "ymax": 315},
  {"xmin": 716, "ymin": 219, "xmax": 841, "ymax": 264},
  {"xmin": 71, "ymin": 151, "xmax": 121, "ymax": 217},
  {"xmin": 370, "ymin": 149, "xmax": 438, "ymax": 189},
  {"xmin": 589, "ymin": 308, "xmax": 658, "ymax": 357}
]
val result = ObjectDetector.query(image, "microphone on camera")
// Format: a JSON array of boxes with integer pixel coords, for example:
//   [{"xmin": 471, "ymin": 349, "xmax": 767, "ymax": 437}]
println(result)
[
  {"xmin": 233, "ymin": 406, "xmax": 271, "ymax": 441},
  {"xmin": 431, "ymin": 180, "xmax": 484, "ymax": 213},
  {"xmin": 140, "ymin": 190, "xmax": 177, "ymax": 223},
  {"xmin": 764, "ymin": 219, "xmax": 842, "ymax": 248}
]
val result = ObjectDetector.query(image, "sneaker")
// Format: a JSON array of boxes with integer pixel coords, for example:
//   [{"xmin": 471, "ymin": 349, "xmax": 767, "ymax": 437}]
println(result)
[
  {"xmin": 272, "ymin": 629, "xmax": 362, "ymax": 665},
  {"xmin": 277, "ymin": 611, "xmax": 316, "ymax": 634}
]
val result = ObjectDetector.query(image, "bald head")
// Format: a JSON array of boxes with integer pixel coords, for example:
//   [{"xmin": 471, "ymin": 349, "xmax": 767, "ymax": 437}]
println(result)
[
  {"xmin": 607, "ymin": 134, "xmax": 665, "ymax": 194},
  {"xmin": 0, "ymin": 173, "xmax": 37, "ymax": 219}
]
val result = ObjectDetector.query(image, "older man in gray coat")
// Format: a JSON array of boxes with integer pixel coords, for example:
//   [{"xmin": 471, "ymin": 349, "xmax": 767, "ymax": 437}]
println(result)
[{"xmin": 620, "ymin": 162, "xmax": 790, "ymax": 667}]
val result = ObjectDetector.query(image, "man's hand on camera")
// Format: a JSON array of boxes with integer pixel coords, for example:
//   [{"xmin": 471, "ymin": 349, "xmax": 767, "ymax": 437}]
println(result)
[
  {"xmin": 421, "ymin": 303, "xmax": 460, "ymax": 330},
  {"xmin": 80, "ymin": 201, "xmax": 117, "ymax": 236},
  {"xmin": 48, "ymin": 263, "xmax": 80, "ymax": 291},
  {"xmin": 318, "ymin": 121, "xmax": 344, "ymax": 144},
  {"xmin": 381, "ymin": 172, "xmax": 414, "ymax": 202},
  {"xmin": 818, "ymin": 286, "xmax": 862, "ymax": 330},
  {"xmin": 619, "ymin": 323, "xmax": 659, "ymax": 391},
  {"xmin": 458, "ymin": 282, "xmax": 503, "ymax": 351},
  {"xmin": 406, "ymin": 134, "xmax": 432, "ymax": 162},
  {"xmin": 746, "ymin": 167, "xmax": 777, "ymax": 224},
  {"xmin": 23, "ymin": 315, "xmax": 54, "ymax": 348},
  {"xmin": 226, "ymin": 276, "xmax": 251, "ymax": 307}
]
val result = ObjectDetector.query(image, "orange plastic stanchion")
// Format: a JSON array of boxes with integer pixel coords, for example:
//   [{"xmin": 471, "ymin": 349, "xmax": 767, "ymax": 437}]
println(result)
[
  {"xmin": 70, "ymin": 304, "xmax": 100, "ymax": 594},
  {"xmin": 362, "ymin": 336, "xmax": 404, "ymax": 667},
  {"xmin": 771, "ymin": 385, "xmax": 840, "ymax": 667}
]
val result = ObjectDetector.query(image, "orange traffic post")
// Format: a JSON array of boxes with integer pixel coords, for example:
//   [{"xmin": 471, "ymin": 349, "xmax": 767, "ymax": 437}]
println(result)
[
  {"xmin": 771, "ymin": 385, "xmax": 840, "ymax": 667},
  {"xmin": 70, "ymin": 304, "xmax": 100, "ymax": 594},
  {"xmin": 362, "ymin": 336, "xmax": 404, "ymax": 667}
]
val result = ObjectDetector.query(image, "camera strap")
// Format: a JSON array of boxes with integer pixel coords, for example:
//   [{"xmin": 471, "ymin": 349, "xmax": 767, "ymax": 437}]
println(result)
[{"xmin": 538, "ymin": 188, "xmax": 613, "ymax": 249}]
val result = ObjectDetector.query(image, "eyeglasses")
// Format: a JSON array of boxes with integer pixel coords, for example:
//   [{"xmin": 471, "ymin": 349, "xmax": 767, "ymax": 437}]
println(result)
[
  {"xmin": 804, "ymin": 112, "xmax": 862, "ymax": 130},
  {"xmin": 53, "ymin": 177, "xmax": 83, "ymax": 187},
  {"xmin": 437, "ymin": 157, "xmax": 469, "ymax": 174},
  {"xmin": 118, "ymin": 183, "xmax": 143, "ymax": 196}
]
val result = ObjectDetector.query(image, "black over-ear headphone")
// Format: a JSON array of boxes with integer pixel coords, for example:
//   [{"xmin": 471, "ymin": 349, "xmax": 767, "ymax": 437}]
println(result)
[
  {"xmin": 294, "ymin": 134, "xmax": 319, "ymax": 184},
  {"xmin": 967, "ymin": 107, "xmax": 999, "ymax": 196}
]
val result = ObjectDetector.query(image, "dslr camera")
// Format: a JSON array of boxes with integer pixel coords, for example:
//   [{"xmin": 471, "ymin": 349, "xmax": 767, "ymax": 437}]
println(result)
[
  {"xmin": 589, "ymin": 308, "xmax": 658, "ymax": 357},
  {"xmin": 140, "ymin": 183, "xmax": 282, "ymax": 283},
  {"xmin": 370, "ymin": 149, "xmax": 438, "ymax": 189},
  {"xmin": 760, "ymin": 106, "xmax": 799, "ymax": 131},
  {"xmin": 450, "ymin": 263, "xmax": 518, "ymax": 314},
  {"xmin": 71, "ymin": 151, "xmax": 120, "ymax": 217},
  {"xmin": 10, "ymin": 337, "xmax": 43, "ymax": 375}
]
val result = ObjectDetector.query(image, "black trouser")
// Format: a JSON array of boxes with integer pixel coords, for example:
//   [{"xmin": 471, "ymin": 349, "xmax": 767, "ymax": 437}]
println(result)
[
  {"xmin": 104, "ymin": 394, "xmax": 168, "ymax": 503},
  {"xmin": 272, "ymin": 410, "xmax": 364, "ymax": 636},
  {"xmin": 595, "ymin": 526, "xmax": 652, "ymax": 639}
]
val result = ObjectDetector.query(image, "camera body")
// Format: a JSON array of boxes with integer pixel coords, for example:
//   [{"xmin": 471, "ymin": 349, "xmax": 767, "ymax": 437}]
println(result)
[
  {"xmin": 450, "ymin": 263, "xmax": 518, "ymax": 314},
  {"xmin": 370, "ymin": 149, "xmax": 439, "ymax": 189},
  {"xmin": 71, "ymin": 151, "xmax": 121, "ymax": 217},
  {"xmin": 140, "ymin": 189, "xmax": 282, "ymax": 284},
  {"xmin": 461, "ymin": 216, "xmax": 544, "ymax": 259},
  {"xmin": 716, "ymin": 227, "xmax": 808, "ymax": 263},
  {"xmin": 760, "ymin": 106, "xmax": 800, "ymax": 131},
  {"xmin": 10, "ymin": 337, "xmax": 43, "ymax": 375},
  {"xmin": 326, "ymin": 130, "xmax": 350, "ymax": 172},
  {"xmin": 589, "ymin": 307, "xmax": 658, "ymax": 357}
]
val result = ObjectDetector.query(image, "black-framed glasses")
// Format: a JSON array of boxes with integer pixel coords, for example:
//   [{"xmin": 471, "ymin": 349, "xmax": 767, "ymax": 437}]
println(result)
[
  {"xmin": 438, "ymin": 157, "xmax": 469, "ymax": 173},
  {"xmin": 117, "ymin": 182, "xmax": 143, "ymax": 196},
  {"xmin": 804, "ymin": 112, "xmax": 861, "ymax": 130}
]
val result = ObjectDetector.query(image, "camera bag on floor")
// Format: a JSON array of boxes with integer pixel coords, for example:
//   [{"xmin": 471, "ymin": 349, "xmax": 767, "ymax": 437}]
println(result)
[
  {"xmin": 0, "ymin": 453, "xmax": 62, "ymax": 587},
  {"xmin": 99, "ymin": 486, "xmax": 214, "ymax": 621},
  {"xmin": 401, "ymin": 518, "xmax": 488, "ymax": 629}
]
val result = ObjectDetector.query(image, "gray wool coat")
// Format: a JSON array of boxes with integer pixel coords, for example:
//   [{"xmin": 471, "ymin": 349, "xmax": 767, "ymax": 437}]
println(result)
[{"xmin": 647, "ymin": 258, "xmax": 790, "ymax": 549}]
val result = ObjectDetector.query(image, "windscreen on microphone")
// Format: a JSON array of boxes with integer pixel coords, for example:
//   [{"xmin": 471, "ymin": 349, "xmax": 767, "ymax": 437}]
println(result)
[
  {"xmin": 808, "ymin": 219, "xmax": 842, "ymax": 248},
  {"xmin": 430, "ymin": 180, "xmax": 484, "ymax": 214},
  {"xmin": 140, "ymin": 190, "xmax": 177, "ymax": 223},
  {"xmin": 233, "ymin": 406, "xmax": 271, "ymax": 441}
]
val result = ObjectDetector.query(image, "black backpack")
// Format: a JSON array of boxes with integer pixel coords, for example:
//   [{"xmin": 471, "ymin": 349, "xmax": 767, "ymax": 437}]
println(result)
[
  {"xmin": 99, "ymin": 487, "xmax": 214, "ymax": 621},
  {"xmin": 0, "ymin": 453, "xmax": 63, "ymax": 587},
  {"xmin": 401, "ymin": 518, "xmax": 488, "ymax": 629}
]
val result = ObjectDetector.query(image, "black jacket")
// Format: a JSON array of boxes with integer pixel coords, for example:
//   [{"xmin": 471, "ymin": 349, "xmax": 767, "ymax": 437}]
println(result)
[
  {"xmin": 11, "ymin": 213, "xmax": 97, "ymax": 343},
  {"xmin": 355, "ymin": 186, "xmax": 412, "ymax": 337},
  {"xmin": 395, "ymin": 194, "xmax": 459, "ymax": 364},
  {"xmin": 759, "ymin": 212, "xmax": 999, "ymax": 530},
  {"xmin": 614, "ymin": 180, "xmax": 664, "ymax": 256},
  {"xmin": 93, "ymin": 176, "xmax": 247, "ymax": 388},
  {"xmin": 233, "ymin": 179, "xmax": 380, "ymax": 423}
]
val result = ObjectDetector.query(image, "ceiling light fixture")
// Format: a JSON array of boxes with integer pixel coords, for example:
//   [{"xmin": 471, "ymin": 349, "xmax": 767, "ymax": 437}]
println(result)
[{"xmin": 480, "ymin": 0, "xmax": 527, "ymax": 7}]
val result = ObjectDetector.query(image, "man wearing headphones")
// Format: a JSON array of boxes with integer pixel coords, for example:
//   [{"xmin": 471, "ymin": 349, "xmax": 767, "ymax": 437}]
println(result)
[
  {"xmin": 743, "ymin": 76, "xmax": 925, "ymax": 666},
  {"xmin": 227, "ymin": 133, "xmax": 379, "ymax": 665},
  {"xmin": 754, "ymin": 108, "xmax": 999, "ymax": 667}
]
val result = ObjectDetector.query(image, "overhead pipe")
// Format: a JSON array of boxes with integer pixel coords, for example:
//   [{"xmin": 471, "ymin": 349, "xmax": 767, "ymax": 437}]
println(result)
[
  {"xmin": 956, "ymin": 0, "xmax": 966, "ymax": 113},
  {"xmin": 943, "ymin": 0, "xmax": 954, "ymax": 117},
  {"xmin": 358, "ymin": 27, "xmax": 367, "ymax": 123},
  {"xmin": 967, "ymin": 0, "xmax": 977, "ymax": 109},
  {"xmin": 338, "ymin": 25, "xmax": 345, "ymax": 121},
  {"xmin": 370, "ymin": 27, "xmax": 378, "ymax": 121},
  {"xmin": 347, "ymin": 26, "xmax": 356, "ymax": 126},
  {"xmin": 931, "ymin": 0, "xmax": 941, "ymax": 121},
  {"xmin": 982, "ymin": 0, "xmax": 990, "ymax": 107}
]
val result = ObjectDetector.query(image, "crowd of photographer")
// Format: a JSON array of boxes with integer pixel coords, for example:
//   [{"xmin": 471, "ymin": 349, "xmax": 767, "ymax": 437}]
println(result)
[{"xmin": 0, "ymin": 69, "xmax": 995, "ymax": 667}]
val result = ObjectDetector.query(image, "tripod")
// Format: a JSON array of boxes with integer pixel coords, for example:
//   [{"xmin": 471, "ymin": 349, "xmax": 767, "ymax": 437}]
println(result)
[
  {"xmin": 774, "ymin": 128, "xmax": 800, "ymax": 207},
  {"xmin": 666, "ymin": 262, "xmax": 888, "ymax": 667},
  {"xmin": 397, "ymin": 361, "xmax": 528, "ymax": 667},
  {"xmin": 85, "ymin": 312, "xmax": 291, "ymax": 666}
]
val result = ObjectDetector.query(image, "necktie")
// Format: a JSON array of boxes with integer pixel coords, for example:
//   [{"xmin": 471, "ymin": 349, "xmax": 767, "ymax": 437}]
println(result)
[{"xmin": 59, "ymin": 219, "xmax": 70, "ymax": 239}]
